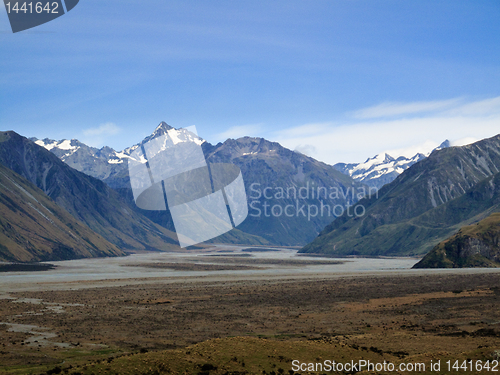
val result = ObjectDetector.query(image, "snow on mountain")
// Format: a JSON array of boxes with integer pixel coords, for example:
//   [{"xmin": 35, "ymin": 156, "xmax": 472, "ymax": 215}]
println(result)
[
  {"xmin": 31, "ymin": 122, "xmax": 206, "ymax": 188},
  {"xmin": 35, "ymin": 138, "xmax": 81, "ymax": 157},
  {"xmin": 334, "ymin": 140, "xmax": 450, "ymax": 190},
  {"xmin": 139, "ymin": 122, "xmax": 204, "ymax": 149},
  {"xmin": 30, "ymin": 122, "xmax": 367, "ymax": 245},
  {"xmin": 32, "ymin": 137, "xmax": 129, "ymax": 187},
  {"xmin": 133, "ymin": 124, "xmax": 205, "ymax": 163},
  {"xmin": 33, "ymin": 120, "xmax": 449, "ymax": 194}
]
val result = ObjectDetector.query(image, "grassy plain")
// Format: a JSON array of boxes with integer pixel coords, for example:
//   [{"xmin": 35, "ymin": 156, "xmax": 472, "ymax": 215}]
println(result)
[{"xmin": 1, "ymin": 270, "xmax": 500, "ymax": 374}]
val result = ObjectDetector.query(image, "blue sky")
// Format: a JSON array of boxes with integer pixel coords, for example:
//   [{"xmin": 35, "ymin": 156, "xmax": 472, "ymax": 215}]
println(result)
[{"xmin": 1, "ymin": 0, "xmax": 500, "ymax": 163}]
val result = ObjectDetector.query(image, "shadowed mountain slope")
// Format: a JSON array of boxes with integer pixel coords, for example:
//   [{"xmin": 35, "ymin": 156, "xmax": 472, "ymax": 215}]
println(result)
[
  {"xmin": 0, "ymin": 163, "xmax": 123, "ymax": 262},
  {"xmin": 202, "ymin": 136, "xmax": 368, "ymax": 244},
  {"xmin": 0, "ymin": 131, "xmax": 181, "ymax": 253},
  {"xmin": 301, "ymin": 134, "xmax": 500, "ymax": 256}
]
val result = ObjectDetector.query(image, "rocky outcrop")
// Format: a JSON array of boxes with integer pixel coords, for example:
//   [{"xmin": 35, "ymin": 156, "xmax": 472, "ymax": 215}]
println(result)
[{"xmin": 413, "ymin": 213, "xmax": 500, "ymax": 268}]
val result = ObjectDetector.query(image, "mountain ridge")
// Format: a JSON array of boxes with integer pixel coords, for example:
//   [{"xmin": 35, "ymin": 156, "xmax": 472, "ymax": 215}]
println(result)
[
  {"xmin": 334, "ymin": 140, "xmax": 451, "ymax": 190},
  {"xmin": 32, "ymin": 123, "xmax": 367, "ymax": 245},
  {"xmin": 300, "ymin": 134, "xmax": 500, "ymax": 256},
  {"xmin": 31, "ymin": 122, "xmax": 203, "ymax": 189}
]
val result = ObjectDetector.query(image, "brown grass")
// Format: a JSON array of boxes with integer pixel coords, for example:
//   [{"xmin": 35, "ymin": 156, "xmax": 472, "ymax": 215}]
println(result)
[{"xmin": 0, "ymin": 273, "xmax": 500, "ymax": 374}]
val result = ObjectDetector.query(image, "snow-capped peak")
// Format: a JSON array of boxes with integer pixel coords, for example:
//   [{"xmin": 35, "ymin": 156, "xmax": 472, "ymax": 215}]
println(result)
[
  {"xmin": 352, "ymin": 153, "xmax": 395, "ymax": 174},
  {"xmin": 140, "ymin": 122, "xmax": 205, "ymax": 149},
  {"xmin": 153, "ymin": 121, "xmax": 174, "ymax": 135},
  {"xmin": 35, "ymin": 138, "xmax": 81, "ymax": 158},
  {"xmin": 35, "ymin": 138, "xmax": 78, "ymax": 151},
  {"xmin": 334, "ymin": 140, "xmax": 450, "ymax": 190},
  {"xmin": 31, "ymin": 122, "xmax": 207, "ymax": 187}
]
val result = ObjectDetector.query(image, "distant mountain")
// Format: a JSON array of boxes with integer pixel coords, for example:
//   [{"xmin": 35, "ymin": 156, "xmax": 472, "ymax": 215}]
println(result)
[
  {"xmin": 0, "ymin": 162, "xmax": 123, "ymax": 262},
  {"xmin": 203, "ymin": 136, "xmax": 367, "ymax": 244},
  {"xmin": 33, "ymin": 124, "xmax": 270, "ymax": 246},
  {"xmin": 32, "ymin": 123, "xmax": 208, "ymax": 190},
  {"xmin": 300, "ymin": 134, "xmax": 500, "ymax": 256},
  {"xmin": 32, "ymin": 138, "xmax": 135, "ymax": 189},
  {"xmin": 334, "ymin": 140, "xmax": 450, "ymax": 190},
  {"xmin": 33, "ymin": 122, "xmax": 367, "ymax": 245},
  {"xmin": 0, "ymin": 131, "xmax": 182, "ymax": 253},
  {"xmin": 414, "ymin": 212, "xmax": 500, "ymax": 268}
]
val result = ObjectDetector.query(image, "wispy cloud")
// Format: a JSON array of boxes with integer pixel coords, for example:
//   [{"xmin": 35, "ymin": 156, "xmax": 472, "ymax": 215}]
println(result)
[
  {"xmin": 352, "ymin": 98, "xmax": 462, "ymax": 119},
  {"xmin": 274, "ymin": 96, "xmax": 500, "ymax": 164},
  {"xmin": 82, "ymin": 122, "xmax": 121, "ymax": 147},
  {"xmin": 445, "ymin": 97, "xmax": 500, "ymax": 116},
  {"xmin": 282, "ymin": 122, "xmax": 333, "ymax": 137},
  {"xmin": 214, "ymin": 123, "xmax": 263, "ymax": 141},
  {"xmin": 293, "ymin": 144, "xmax": 317, "ymax": 157},
  {"xmin": 451, "ymin": 137, "xmax": 479, "ymax": 147},
  {"xmin": 83, "ymin": 122, "xmax": 121, "ymax": 137}
]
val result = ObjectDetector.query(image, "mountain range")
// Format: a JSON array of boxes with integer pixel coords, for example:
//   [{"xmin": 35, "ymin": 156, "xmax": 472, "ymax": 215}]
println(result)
[
  {"xmin": 34, "ymin": 130, "xmax": 451, "ymax": 193},
  {"xmin": 301, "ymin": 134, "xmax": 500, "ymax": 257},
  {"xmin": 8, "ymin": 122, "xmax": 500, "ymax": 264},
  {"xmin": 32, "ymin": 137, "xmax": 135, "ymax": 189},
  {"xmin": 34, "ymin": 122, "xmax": 367, "ymax": 245},
  {"xmin": 333, "ymin": 140, "xmax": 450, "ymax": 190}
]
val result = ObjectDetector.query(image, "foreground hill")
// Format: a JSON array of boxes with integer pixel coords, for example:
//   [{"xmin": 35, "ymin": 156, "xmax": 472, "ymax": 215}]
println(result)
[
  {"xmin": 414, "ymin": 212, "xmax": 500, "ymax": 268},
  {"xmin": 0, "ymin": 131, "xmax": 181, "ymax": 253},
  {"xmin": 0, "ymin": 163, "xmax": 123, "ymax": 262},
  {"xmin": 301, "ymin": 134, "xmax": 500, "ymax": 256}
]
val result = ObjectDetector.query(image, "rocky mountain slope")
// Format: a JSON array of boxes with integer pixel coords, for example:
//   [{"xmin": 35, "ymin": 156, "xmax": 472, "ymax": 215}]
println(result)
[
  {"xmin": 334, "ymin": 140, "xmax": 450, "ymax": 190},
  {"xmin": 34, "ymin": 123, "xmax": 367, "ymax": 245},
  {"xmin": 414, "ymin": 212, "xmax": 500, "ymax": 268},
  {"xmin": 203, "ymin": 136, "xmax": 367, "ymax": 244},
  {"xmin": 300, "ymin": 134, "xmax": 500, "ymax": 256},
  {"xmin": 0, "ymin": 162, "xmax": 123, "ymax": 262},
  {"xmin": 32, "ymin": 138, "xmax": 136, "ymax": 189},
  {"xmin": 0, "ymin": 131, "xmax": 182, "ymax": 253}
]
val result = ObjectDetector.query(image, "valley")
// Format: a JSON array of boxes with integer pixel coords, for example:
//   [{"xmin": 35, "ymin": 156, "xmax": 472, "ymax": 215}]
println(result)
[
  {"xmin": 0, "ymin": 245, "xmax": 417, "ymax": 292},
  {"xmin": 2, "ymin": 125, "xmax": 500, "ymax": 375},
  {"xmin": 4, "ymin": 3, "xmax": 500, "ymax": 373},
  {"xmin": 0, "ymin": 248, "xmax": 499, "ymax": 374}
]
